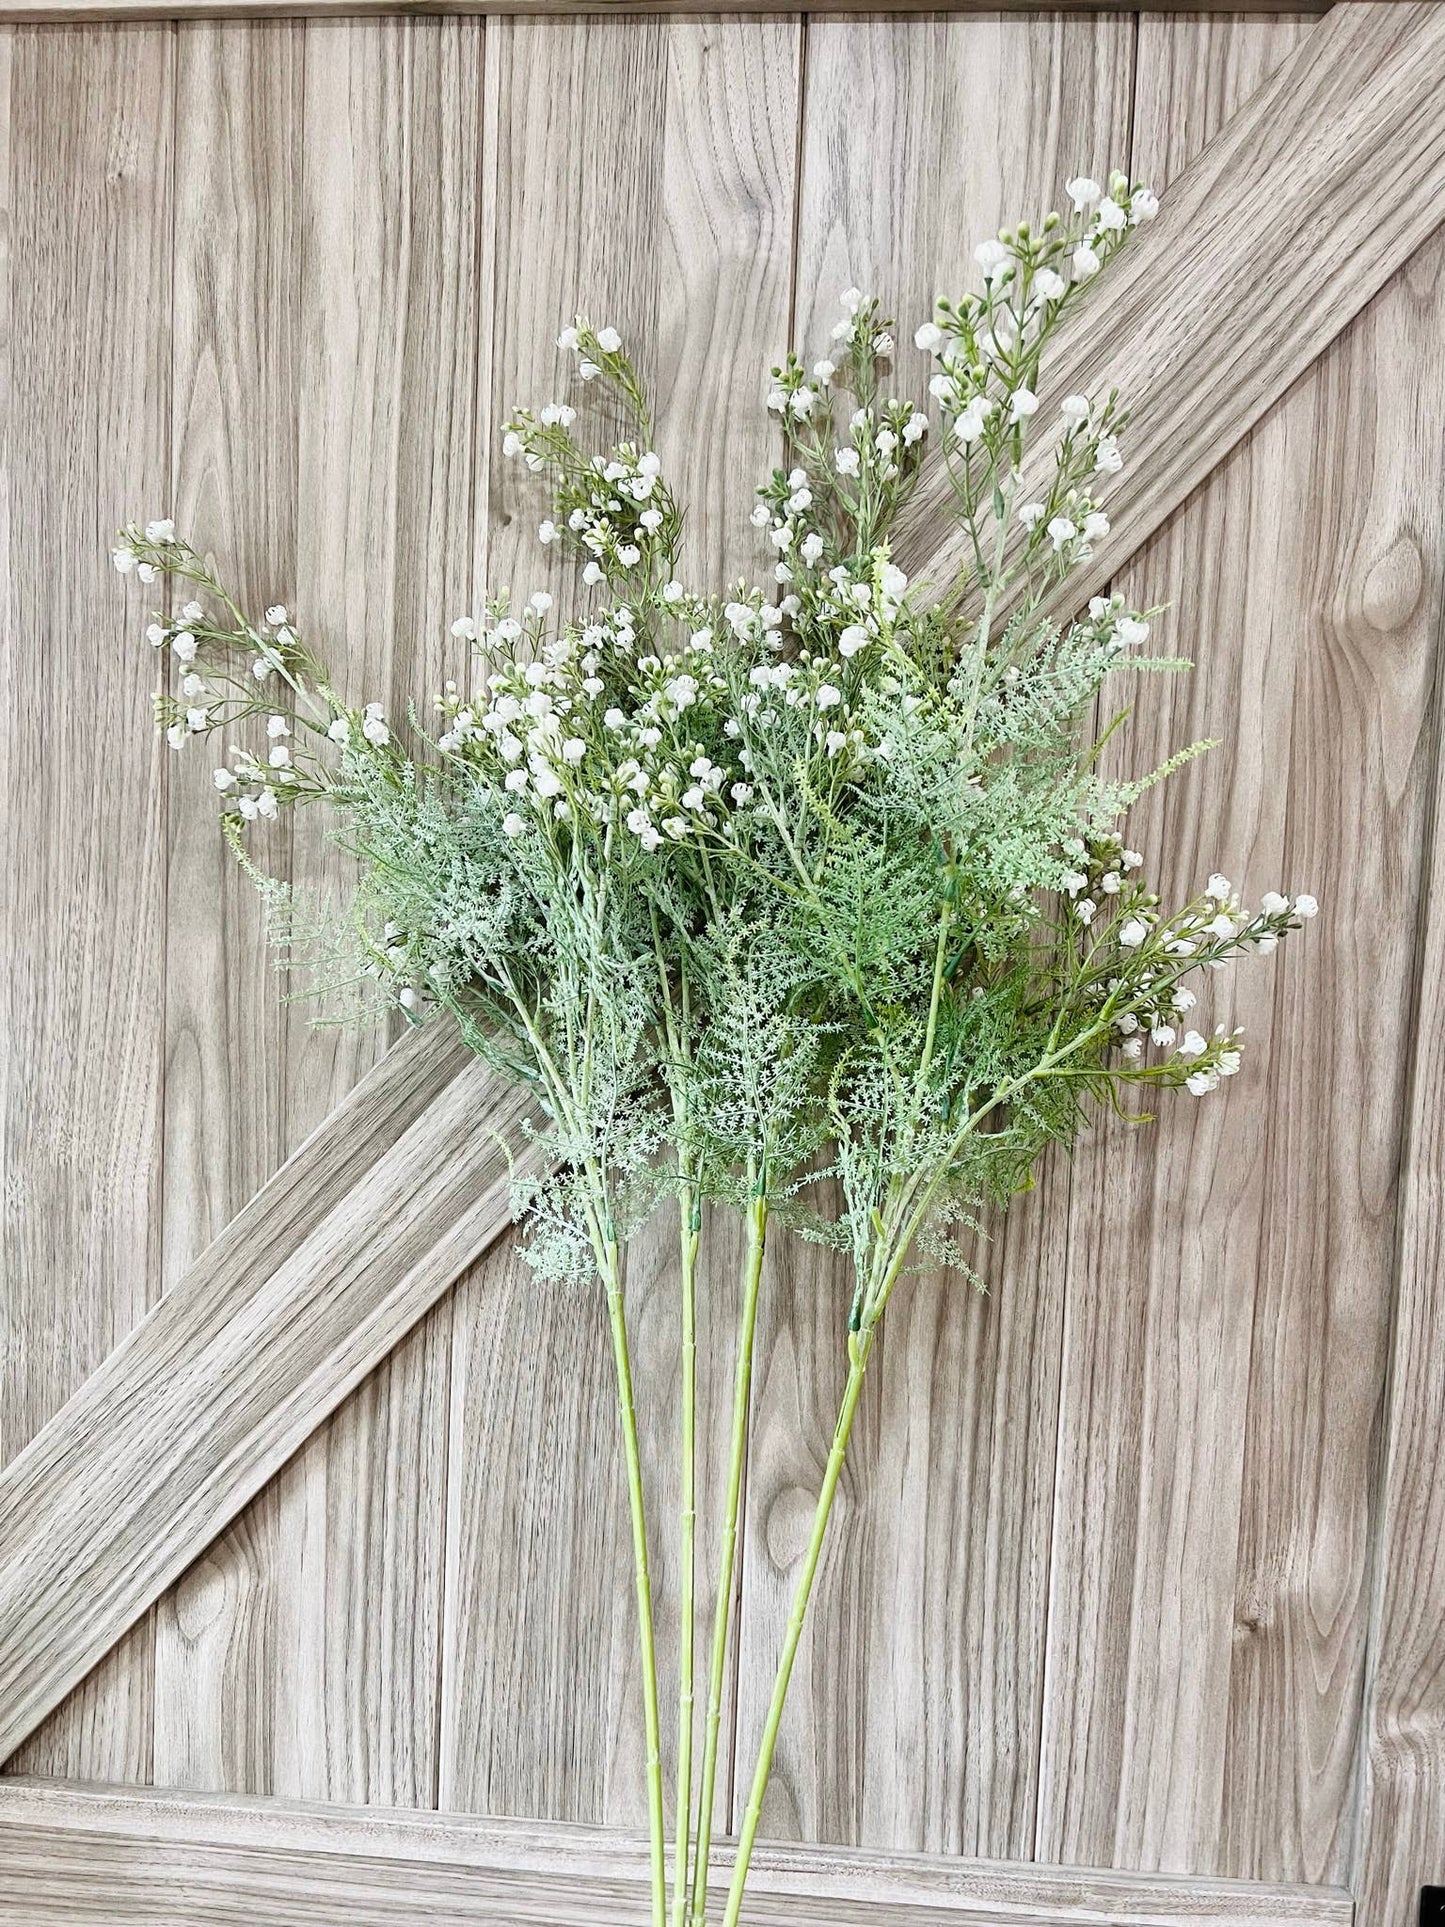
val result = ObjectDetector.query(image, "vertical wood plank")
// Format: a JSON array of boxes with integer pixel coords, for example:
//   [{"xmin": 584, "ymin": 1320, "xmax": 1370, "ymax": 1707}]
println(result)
[
  {"xmin": 155, "ymin": 16, "xmax": 303, "ymax": 1795},
  {"xmin": 154, "ymin": 16, "xmax": 483, "ymax": 1805},
  {"xmin": 1037, "ymin": 12, "xmax": 1437, "ymax": 1884},
  {"xmin": 734, "ymin": 11, "xmax": 1137, "ymax": 1857},
  {"xmin": 1354, "ymin": 313, "xmax": 1445, "ymax": 1921},
  {"xmin": 268, "ymin": 14, "xmax": 481, "ymax": 1809},
  {"xmin": 0, "ymin": 22, "xmax": 174, "ymax": 1782},
  {"xmin": 440, "ymin": 13, "xmax": 801, "ymax": 1824}
]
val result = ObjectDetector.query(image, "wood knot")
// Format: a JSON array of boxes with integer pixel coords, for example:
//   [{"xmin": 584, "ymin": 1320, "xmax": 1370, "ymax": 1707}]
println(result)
[{"xmin": 1360, "ymin": 532, "xmax": 1424, "ymax": 634}]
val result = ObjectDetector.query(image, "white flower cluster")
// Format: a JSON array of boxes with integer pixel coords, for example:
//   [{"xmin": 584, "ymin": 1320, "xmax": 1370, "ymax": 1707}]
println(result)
[
  {"xmin": 437, "ymin": 596, "xmax": 744, "ymax": 854},
  {"xmin": 111, "ymin": 516, "xmax": 175, "ymax": 581},
  {"xmin": 906, "ymin": 173, "xmax": 1153, "ymax": 594},
  {"xmin": 503, "ymin": 427, "xmax": 679, "ymax": 593},
  {"xmin": 759, "ymin": 291, "xmax": 932, "ymax": 558},
  {"xmin": 1056, "ymin": 846, "xmax": 1317, "ymax": 1096}
]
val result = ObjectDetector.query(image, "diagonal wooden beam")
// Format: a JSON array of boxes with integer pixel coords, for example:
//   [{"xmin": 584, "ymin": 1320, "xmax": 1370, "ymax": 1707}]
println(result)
[
  {"xmin": 894, "ymin": 0, "xmax": 1445, "ymax": 622},
  {"xmin": 0, "ymin": 1024, "xmax": 542, "ymax": 1763},
  {"xmin": 4, "ymin": 0, "xmax": 1445, "ymax": 1769},
  {"xmin": 0, "ymin": 1779, "xmax": 1354, "ymax": 1926}
]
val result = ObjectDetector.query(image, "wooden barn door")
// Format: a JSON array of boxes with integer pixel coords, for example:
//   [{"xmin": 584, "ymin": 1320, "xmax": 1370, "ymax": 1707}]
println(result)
[{"xmin": 1, "ymin": 4, "xmax": 1442, "ymax": 1922}]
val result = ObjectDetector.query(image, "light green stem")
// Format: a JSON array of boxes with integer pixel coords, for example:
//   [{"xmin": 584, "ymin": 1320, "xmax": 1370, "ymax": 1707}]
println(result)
[
  {"xmin": 672, "ymin": 1189, "xmax": 702, "ymax": 1927},
  {"xmin": 721, "ymin": 1331, "xmax": 873, "ymax": 1927},
  {"xmin": 689, "ymin": 1189, "xmax": 769, "ymax": 1925},
  {"xmin": 602, "ymin": 1241, "xmax": 667, "ymax": 1927},
  {"xmin": 720, "ymin": 1029, "xmax": 1113, "ymax": 1923}
]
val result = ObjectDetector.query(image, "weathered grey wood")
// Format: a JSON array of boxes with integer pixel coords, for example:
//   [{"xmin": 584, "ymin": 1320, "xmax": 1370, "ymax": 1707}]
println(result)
[
  {"xmin": 893, "ymin": 0, "xmax": 1445, "ymax": 627},
  {"xmin": 1351, "ymin": 279, "xmax": 1445, "ymax": 1921},
  {"xmin": 0, "ymin": 0, "xmax": 1337, "ymax": 19},
  {"xmin": 440, "ymin": 12, "xmax": 799, "ymax": 1824},
  {"xmin": 0, "ymin": 1781, "xmax": 1356, "ymax": 1926},
  {"xmin": 268, "ymin": 15, "xmax": 480, "ymax": 1807},
  {"xmin": 735, "ymin": 9, "xmax": 1135, "ymax": 1858},
  {"xmin": 155, "ymin": 15, "xmax": 484, "ymax": 1806},
  {"xmin": 1037, "ymin": 16, "xmax": 1445, "ymax": 1885},
  {"xmin": 156, "ymin": 14, "xmax": 305, "ymax": 1801},
  {"xmin": 0, "ymin": 22, "xmax": 174, "ymax": 1784},
  {"xmin": 0, "ymin": 1024, "xmax": 542, "ymax": 1764}
]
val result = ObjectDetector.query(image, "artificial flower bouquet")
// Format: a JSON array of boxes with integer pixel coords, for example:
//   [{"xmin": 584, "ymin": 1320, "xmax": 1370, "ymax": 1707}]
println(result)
[{"xmin": 114, "ymin": 170, "xmax": 1312, "ymax": 1926}]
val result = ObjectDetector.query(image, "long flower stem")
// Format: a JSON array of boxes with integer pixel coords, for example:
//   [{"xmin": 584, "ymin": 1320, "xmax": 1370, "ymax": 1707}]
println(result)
[
  {"xmin": 721, "ymin": 1331, "xmax": 873, "ymax": 1927},
  {"xmin": 689, "ymin": 1187, "xmax": 769, "ymax": 1926},
  {"xmin": 672, "ymin": 1187, "xmax": 702, "ymax": 1927},
  {"xmin": 601, "ymin": 1239, "xmax": 667, "ymax": 1927}
]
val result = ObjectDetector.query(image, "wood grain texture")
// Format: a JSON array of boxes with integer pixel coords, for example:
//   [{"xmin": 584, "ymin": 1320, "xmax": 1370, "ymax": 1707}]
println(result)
[
  {"xmin": 0, "ymin": 1781, "xmax": 1355, "ymax": 1927},
  {"xmin": 1349, "ymin": 278, "xmax": 1445, "ymax": 1927},
  {"xmin": 440, "ymin": 13, "xmax": 800, "ymax": 1825},
  {"xmin": 157, "ymin": 15, "xmax": 304, "ymax": 1801},
  {"xmin": 155, "ymin": 15, "xmax": 485, "ymax": 1807},
  {"xmin": 0, "ymin": 22, "xmax": 175, "ymax": 1785},
  {"xmin": 0, "ymin": 0, "xmax": 1337, "ymax": 19},
  {"xmin": 0, "ymin": 1024, "xmax": 542, "ymax": 1764},
  {"xmin": 1036, "ymin": 15, "xmax": 1445, "ymax": 1886},
  {"xmin": 735, "ymin": 10, "xmax": 1135, "ymax": 1859},
  {"xmin": 892, "ymin": 0, "xmax": 1445, "ymax": 630}
]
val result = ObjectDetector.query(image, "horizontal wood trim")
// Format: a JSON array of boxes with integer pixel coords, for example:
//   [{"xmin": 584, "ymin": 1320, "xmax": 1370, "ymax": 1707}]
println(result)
[
  {"xmin": 0, "ymin": 1, "xmax": 1338, "ymax": 19},
  {"xmin": 894, "ymin": 0, "xmax": 1445, "ymax": 618},
  {"xmin": 0, "ymin": 1781, "xmax": 1356, "ymax": 1925},
  {"xmin": 0, "ymin": 1026, "xmax": 543, "ymax": 1763}
]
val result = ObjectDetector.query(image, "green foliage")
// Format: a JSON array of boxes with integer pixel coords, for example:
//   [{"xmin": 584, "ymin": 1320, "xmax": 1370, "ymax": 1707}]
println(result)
[{"xmin": 116, "ymin": 166, "xmax": 1313, "ymax": 1328}]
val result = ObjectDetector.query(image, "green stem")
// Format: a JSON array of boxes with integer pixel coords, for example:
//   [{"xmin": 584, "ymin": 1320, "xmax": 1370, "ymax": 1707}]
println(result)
[
  {"xmin": 601, "ymin": 1238, "xmax": 667, "ymax": 1927},
  {"xmin": 689, "ymin": 1187, "xmax": 769, "ymax": 1926},
  {"xmin": 721, "ymin": 1332, "xmax": 874, "ymax": 1927},
  {"xmin": 672, "ymin": 1186, "xmax": 702, "ymax": 1927}
]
